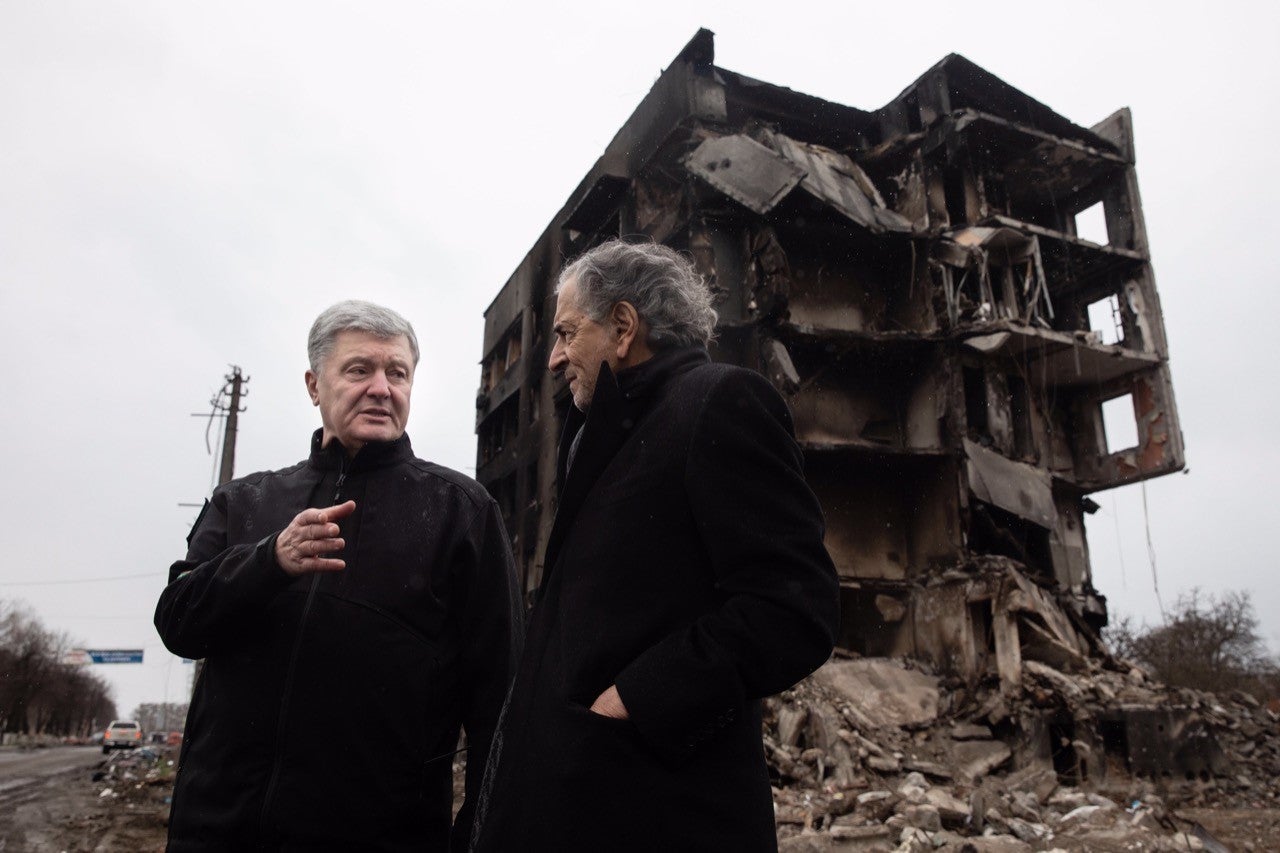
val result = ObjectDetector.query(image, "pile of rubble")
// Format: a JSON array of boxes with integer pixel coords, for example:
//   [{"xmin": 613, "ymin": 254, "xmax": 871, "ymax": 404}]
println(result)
[
  {"xmin": 766, "ymin": 654, "xmax": 1279, "ymax": 851},
  {"xmin": 92, "ymin": 746, "xmax": 175, "ymax": 806}
]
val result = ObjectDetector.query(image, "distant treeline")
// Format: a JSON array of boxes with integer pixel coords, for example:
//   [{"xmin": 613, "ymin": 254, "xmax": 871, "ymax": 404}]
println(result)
[
  {"xmin": 1106, "ymin": 589, "xmax": 1279, "ymax": 700},
  {"xmin": 0, "ymin": 600, "xmax": 118, "ymax": 737}
]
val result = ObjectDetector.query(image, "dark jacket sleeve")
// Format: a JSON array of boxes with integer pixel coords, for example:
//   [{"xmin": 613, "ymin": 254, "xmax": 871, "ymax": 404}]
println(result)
[
  {"xmin": 451, "ymin": 498, "xmax": 524, "ymax": 853},
  {"xmin": 153, "ymin": 489, "xmax": 295, "ymax": 660},
  {"xmin": 614, "ymin": 368, "xmax": 839, "ymax": 756}
]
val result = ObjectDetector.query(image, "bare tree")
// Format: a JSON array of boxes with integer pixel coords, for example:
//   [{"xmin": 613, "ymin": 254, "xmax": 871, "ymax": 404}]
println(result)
[
  {"xmin": 0, "ymin": 600, "xmax": 117, "ymax": 737},
  {"xmin": 1106, "ymin": 589, "xmax": 1279, "ymax": 698},
  {"xmin": 0, "ymin": 602, "xmax": 56, "ymax": 734}
]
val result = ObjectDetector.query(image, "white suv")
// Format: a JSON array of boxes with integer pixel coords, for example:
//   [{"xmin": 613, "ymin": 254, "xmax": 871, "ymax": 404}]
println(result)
[{"xmin": 103, "ymin": 720, "xmax": 142, "ymax": 753}]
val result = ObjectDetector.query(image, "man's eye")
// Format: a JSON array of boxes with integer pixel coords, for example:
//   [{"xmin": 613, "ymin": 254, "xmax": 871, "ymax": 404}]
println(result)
[{"xmin": 349, "ymin": 367, "xmax": 367, "ymax": 376}]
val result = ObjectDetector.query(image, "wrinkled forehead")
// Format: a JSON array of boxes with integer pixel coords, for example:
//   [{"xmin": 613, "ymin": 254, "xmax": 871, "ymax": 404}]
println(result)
[{"xmin": 553, "ymin": 278, "xmax": 586, "ymax": 323}]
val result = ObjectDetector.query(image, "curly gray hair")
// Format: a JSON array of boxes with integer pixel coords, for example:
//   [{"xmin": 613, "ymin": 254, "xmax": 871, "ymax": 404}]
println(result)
[
  {"xmin": 307, "ymin": 300, "xmax": 420, "ymax": 372},
  {"xmin": 558, "ymin": 240, "xmax": 717, "ymax": 349}
]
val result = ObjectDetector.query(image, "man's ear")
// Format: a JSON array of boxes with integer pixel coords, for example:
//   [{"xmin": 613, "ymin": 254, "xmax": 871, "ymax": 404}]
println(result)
[
  {"xmin": 610, "ymin": 301, "xmax": 642, "ymax": 360},
  {"xmin": 305, "ymin": 369, "xmax": 320, "ymax": 405}
]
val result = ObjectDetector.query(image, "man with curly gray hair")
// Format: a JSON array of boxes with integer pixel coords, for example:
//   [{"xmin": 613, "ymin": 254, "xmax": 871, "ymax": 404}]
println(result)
[{"xmin": 474, "ymin": 241, "xmax": 840, "ymax": 851}]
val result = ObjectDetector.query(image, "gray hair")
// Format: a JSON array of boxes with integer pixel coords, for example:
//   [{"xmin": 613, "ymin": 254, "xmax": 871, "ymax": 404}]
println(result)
[
  {"xmin": 307, "ymin": 300, "xmax": 420, "ymax": 372},
  {"xmin": 558, "ymin": 240, "xmax": 717, "ymax": 349}
]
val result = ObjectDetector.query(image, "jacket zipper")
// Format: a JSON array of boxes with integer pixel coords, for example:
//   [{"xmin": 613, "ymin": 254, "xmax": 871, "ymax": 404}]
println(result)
[{"xmin": 259, "ymin": 458, "xmax": 348, "ymax": 836}]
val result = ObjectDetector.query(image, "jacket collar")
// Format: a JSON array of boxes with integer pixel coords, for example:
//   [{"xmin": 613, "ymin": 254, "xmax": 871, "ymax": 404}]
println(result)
[{"xmin": 308, "ymin": 428, "xmax": 413, "ymax": 473}]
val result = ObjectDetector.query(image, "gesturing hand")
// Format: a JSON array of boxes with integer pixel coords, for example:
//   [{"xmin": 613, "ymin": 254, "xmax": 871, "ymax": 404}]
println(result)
[{"xmin": 274, "ymin": 500, "xmax": 357, "ymax": 577}]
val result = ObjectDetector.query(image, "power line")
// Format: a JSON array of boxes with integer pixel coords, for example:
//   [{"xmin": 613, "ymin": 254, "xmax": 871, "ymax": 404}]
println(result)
[{"xmin": 0, "ymin": 572, "xmax": 165, "ymax": 587}]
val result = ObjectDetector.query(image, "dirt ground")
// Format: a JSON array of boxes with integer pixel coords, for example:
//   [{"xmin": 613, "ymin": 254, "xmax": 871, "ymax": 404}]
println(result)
[
  {"xmin": 0, "ymin": 749, "xmax": 468, "ymax": 853},
  {"xmin": 1175, "ymin": 807, "xmax": 1280, "ymax": 852},
  {"xmin": 0, "ymin": 747, "xmax": 172, "ymax": 852},
  {"xmin": 4, "ymin": 749, "xmax": 1278, "ymax": 852}
]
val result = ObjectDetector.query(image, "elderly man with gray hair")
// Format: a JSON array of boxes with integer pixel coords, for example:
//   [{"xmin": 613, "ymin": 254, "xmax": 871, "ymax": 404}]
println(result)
[
  {"xmin": 472, "ymin": 240, "xmax": 839, "ymax": 851},
  {"xmin": 156, "ymin": 300, "xmax": 522, "ymax": 852}
]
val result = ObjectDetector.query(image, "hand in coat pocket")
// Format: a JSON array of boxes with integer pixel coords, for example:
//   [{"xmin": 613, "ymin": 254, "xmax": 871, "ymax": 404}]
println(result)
[{"xmin": 589, "ymin": 684, "xmax": 630, "ymax": 720}]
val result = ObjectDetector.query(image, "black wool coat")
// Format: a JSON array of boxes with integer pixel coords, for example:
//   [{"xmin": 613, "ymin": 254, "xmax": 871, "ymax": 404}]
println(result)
[{"xmin": 473, "ymin": 347, "xmax": 839, "ymax": 852}]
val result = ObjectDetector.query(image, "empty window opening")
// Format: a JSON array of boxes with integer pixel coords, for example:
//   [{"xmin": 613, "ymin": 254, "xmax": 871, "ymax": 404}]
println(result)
[
  {"xmin": 487, "ymin": 354, "xmax": 507, "ymax": 391},
  {"xmin": 1100, "ymin": 720, "xmax": 1131, "ymax": 777},
  {"xmin": 836, "ymin": 587, "xmax": 903, "ymax": 657},
  {"xmin": 968, "ymin": 503, "xmax": 1053, "ymax": 578},
  {"xmin": 1087, "ymin": 294, "xmax": 1124, "ymax": 346},
  {"xmin": 491, "ymin": 473, "xmax": 516, "ymax": 523},
  {"xmin": 963, "ymin": 367, "xmax": 989, "ymax": 437},
  {"xmin": 944, "ymin": 164, "xmax": 969, "ymax": 226},
  {"xmin": 1074, "ymin": 201, "xmax": 1109, "ymax": 245},
  {"xmin": 1050, "ymin": 720, "xmax": 1085, "ymax": 784},
  {"xmin": 478, "ymin": 397, "xmax": 521, "ymax": 465},
  {"xmin": 969, "ymin": 600, "xmax": 994, "ymax": 673},
  {"xmin": 1101, "ymin": 393, "xmax": 1138, "ymax": 452},
  {"xmin": 505, "ymin": 332, "xmax": 523, "ymax": 369}
]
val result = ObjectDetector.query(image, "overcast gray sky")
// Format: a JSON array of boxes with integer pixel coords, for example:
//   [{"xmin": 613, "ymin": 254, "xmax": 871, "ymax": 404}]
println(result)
[{"xmin": 2, "ymin": 1, "xmax": 1276, "ymax": 718}]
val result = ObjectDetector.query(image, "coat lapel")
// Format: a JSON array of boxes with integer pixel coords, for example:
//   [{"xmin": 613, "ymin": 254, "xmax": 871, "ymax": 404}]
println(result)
[{"xmin": 542, "ymin": 362, "xmax": 629, "ymax": 584}]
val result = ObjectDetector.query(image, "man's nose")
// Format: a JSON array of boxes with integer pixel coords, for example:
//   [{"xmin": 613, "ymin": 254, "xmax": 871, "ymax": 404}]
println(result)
[
  {"xmin": 367, "ymin": 370, "xmax": 392, "ymax": 397},
  {"xmin": 548, "ymin": 340, "xmax": 566, "ymax": 373}
]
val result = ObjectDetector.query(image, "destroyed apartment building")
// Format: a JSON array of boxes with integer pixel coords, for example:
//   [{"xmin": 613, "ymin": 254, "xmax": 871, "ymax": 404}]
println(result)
[{"xmin": 475, "ymin": 30, "xmax": 1190, "ymax": 789}]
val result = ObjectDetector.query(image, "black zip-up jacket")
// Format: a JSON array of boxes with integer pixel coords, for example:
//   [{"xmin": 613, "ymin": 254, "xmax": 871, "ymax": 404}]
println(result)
[{"xmin": 155, "ymin": 431, "xmax": 522, "ymax": 852}]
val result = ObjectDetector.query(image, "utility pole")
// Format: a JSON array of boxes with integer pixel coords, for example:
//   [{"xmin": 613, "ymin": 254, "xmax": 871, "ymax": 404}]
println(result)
[
  {"xmin": 189, "ymin": 366, "xmax": 249, "ymax": 694},
  {"xmin": 218, "ymin": 366, "xmax": 247, "ymax": 485}
]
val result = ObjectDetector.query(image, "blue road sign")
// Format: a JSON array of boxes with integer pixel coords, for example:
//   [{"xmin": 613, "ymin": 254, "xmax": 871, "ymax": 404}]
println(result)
[{"xmin": 87, "ymin": 649, "xmax": 144, "ymax": 664}]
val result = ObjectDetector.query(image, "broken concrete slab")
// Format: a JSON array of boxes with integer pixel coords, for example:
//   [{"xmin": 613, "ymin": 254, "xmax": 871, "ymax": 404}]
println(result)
[
  {"xmin": 685, "ymin": 134, "xmax": 806, "ymax": 215},
  {"xmin": 1003, "ymin": 765, "xmax": 1058, "ymax": 803},
  {"xmin": 955, "ymin": 740, "xmax": 1012, "ymax": 781},
  {"xmin": 902, "ymin": 803, "xmax": 942, "ymax": 832},
  {"xmin": 964, "ymin": 438, "xmax": 1056, "ymax": 529},
  {"xmin": 923, "ymin": 788, "xmax": 971, "ymax": 828},
  {"xmin": 936, "ymin": 839, "xmax": 1032, "ymax": 853},
  {"xmin": 951, "ymin": 722, "xmax": 992, "ymax": 741},
  {"xmin": 825, "ymin": 823, "xmax": 895, "ymax": 848},
  {"xmin": 814, "ymin": 659, "xmax": 940, "ymax": 729},
  {"xmin": 901, "ymin": 759, "xmax": 951, "ymax": 780}
]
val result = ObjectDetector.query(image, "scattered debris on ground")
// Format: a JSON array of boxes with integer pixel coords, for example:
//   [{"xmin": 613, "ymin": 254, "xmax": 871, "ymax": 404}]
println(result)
[
  {"xmin": 0, "ymin": 747, "xmax": 174, "ymax": 852},
  {"xmin": 767, "ymin": 655, "xmax": 1279, "ymax": 851}
]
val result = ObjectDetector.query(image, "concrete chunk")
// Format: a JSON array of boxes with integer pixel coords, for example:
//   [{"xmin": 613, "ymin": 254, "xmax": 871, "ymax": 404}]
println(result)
[
  {"xmin": 814, "ymin": 659, "xmax": 939, "ymax": 729},
  {"xmin": 954, "ymin": 740, "xmax": 1012, "ymax": 781}
]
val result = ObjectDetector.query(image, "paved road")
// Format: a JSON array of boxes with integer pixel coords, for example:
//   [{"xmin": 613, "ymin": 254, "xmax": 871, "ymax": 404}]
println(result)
[{"xmin": 0, "ymin": 745, "xmax": 102, "ymax": 808}]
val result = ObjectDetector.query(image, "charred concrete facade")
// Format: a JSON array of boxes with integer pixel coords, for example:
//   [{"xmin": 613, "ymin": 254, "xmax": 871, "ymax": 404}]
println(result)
[{"xmin": 475, "ymin": 31, "xmax": 1183, "ymax": 691}]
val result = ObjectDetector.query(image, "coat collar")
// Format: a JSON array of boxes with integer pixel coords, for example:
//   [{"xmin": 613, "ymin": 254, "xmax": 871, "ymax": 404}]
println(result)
[
  {"xmin": 556, "ymin": 346, "xmax": 709, "ymax": 493},
  {"xmin": 542, "ymin": 346, "xmax": 709, "ymax": 588},
  {"xmin": 308, "ymin": 428, "xmax": 414, "ymax": 473},
  {"xmin": 614, "ymin": 345, "xmax": 710, "ymax": 405}
]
